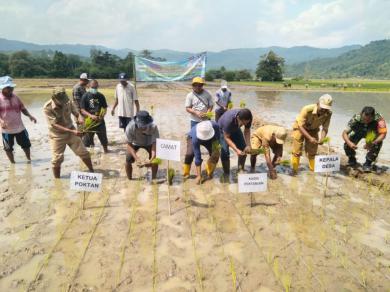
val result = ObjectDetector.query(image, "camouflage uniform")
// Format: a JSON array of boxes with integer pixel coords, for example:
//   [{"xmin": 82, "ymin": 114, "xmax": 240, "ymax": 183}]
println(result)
[{"xmin": 344, "ymin": 112, "xmax": 387, "ymax": 163}]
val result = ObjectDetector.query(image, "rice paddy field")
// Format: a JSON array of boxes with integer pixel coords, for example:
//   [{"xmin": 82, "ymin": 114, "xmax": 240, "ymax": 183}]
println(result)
[{"xmin": 0, "ymin": 79, "xmax": 389, "ymax": 291}]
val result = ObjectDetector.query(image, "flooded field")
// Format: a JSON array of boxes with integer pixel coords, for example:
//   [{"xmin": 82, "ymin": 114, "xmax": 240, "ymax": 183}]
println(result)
[{"xmin": 0, "ymin": 80, "xmax": 389, "ymax": 291}]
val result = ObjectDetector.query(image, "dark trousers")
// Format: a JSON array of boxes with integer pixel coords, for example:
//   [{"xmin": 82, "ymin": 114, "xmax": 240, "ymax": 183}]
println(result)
[
  {"xmin": 344, "ymin": 131, "xmax": 382, "ymax": 163},
  {"xmin": 184, "ymin": 137, "xmax": 218, "ymax": 165},
  {"xmin": 215, "ymin": 108, "xmax": 226, "ymax": 122},
  {"xmin": 220, "ymin": 130, "xmax": 246, "ymax": 161},
  {"xmin": 82, "ymin": 122, "xmax": 108, "ymax": 147}
]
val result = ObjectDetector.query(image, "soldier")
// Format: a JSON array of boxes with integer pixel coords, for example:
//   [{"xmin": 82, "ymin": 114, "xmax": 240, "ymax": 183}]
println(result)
[
  {"xmin": 43, "ymin": 87, "xmax": 93, "ymax": 178},
  {"xmin": 291, "ymin": 94, "xmax": 333, "ymax": 173},
  {"xmin": 250, "ymin": 125, "xmax": 287, "ymax": 179},
  {"xmin": 342, "ymin": 106, "xmax": 387, "ymax": 171}
]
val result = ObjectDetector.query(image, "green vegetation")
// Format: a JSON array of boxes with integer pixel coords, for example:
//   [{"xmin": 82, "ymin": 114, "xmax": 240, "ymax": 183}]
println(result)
[
  {"xmin": 365, "ymin": 131, "xmax": 376, "ymax": 144},
  {"xmin": 232, "ymin": 79, "xmax": 390, "ymax": 92},
  {"xmin": 287, "ymin": 40, "xmax": 390, "ymax": 79},
  {"xmin": 256, "ymin": 50, "xmax": 285, "ymax": 81},
  {"xmin": 205, "ymin": 66, "xmax": 252, "ymax": 82},
  {"xmin": 0, "ymin": 49, "xmax": 135, "ymax": 78}
]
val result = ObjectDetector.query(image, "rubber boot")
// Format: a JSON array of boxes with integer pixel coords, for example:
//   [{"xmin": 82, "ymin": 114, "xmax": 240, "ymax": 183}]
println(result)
[
  {"xmin": 52, "ymin": 167, "xmax": 61, "ymax": 178},
  {"xmin": 183, "ymin": 164, "xmax": 191, "ymax": 178},
  {"xmin": 221, "ymin": 160, "xmax": 230, "ymax": 175},
  {"xmin": 291, "ymin": 155, "xmax": 300, "ymax": 174},
  {"xmin": 205, "ymin": 161, "xmax": 216, "ymax": 178},
  {"xmin": 309, "ymin": 158, "xmax": 315, "ymax": 171}
]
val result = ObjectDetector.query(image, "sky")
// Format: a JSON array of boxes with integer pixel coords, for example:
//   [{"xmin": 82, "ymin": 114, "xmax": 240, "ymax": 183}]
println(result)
[{"xmin": 0, "ymin": 0, "xmax": 389, "ymax": 52}]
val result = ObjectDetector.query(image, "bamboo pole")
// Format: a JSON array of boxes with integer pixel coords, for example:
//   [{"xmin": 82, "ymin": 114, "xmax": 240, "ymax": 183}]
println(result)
[{"xmin": 167, "ymin": 160, "xmax": 172, "ymax": 216}]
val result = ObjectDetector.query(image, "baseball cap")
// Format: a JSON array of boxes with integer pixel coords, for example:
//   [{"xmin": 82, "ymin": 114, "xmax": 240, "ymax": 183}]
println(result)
[
  {"xmin": 118, "ymin": 73, "xmax": 128, "ymax": 81},
  {"xmin": 79, "ymin": 73, "xmax": 89, "ymax": 80},
  {"xmin": 319, "ymin": 94, "xmax": 333, "ymax": 110}
]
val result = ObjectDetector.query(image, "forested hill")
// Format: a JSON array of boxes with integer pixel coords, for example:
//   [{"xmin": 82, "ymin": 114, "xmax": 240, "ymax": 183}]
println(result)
[{"xmin": 286, "ymin": 40, "xmax": 390, "ymax": 79}]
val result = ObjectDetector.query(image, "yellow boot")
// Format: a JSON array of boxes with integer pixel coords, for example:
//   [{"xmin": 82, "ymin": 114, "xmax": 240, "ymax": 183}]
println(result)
[
  {"xmin": 291, "ymin": 156, "xmax": 300, "ymax": 174},
  {"xmin": 309, "ymin": 158, "xmax": 315, "ymax": 171},
  {"xmin": 183, "ymin": 164, "xmax": 191, "ymax": 178},
  {"xmin": 205, "ymin": 162, "xmax": 216, "ymax": 178}
]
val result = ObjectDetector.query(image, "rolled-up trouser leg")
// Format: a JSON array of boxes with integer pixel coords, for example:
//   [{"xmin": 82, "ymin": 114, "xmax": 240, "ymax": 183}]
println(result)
[{"xmin": 50, "ymin": 135, "xmax": 67, "ymax": 167}]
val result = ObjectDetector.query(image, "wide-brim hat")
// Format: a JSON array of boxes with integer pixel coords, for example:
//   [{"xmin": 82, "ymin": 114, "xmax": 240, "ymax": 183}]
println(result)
[
  {"xmin": 319, "ymin": 94, "xmax": 333, "ymax": 110},
  {"xmin": 0, "ymin": 76, "xmax": 16, "ymax": 89},
  {"xmin": 135, "ymin": 110, "xmax": 153, "ymax": 127},
  {"xmin": 196, "ymin": 121, "xmax": 215, "ymax": 141}
]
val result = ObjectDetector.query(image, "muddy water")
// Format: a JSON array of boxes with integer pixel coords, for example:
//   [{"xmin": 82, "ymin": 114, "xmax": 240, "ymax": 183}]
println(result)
[
  {"xmin": 0, "ymin": 84, "xmax": 390, "ymax": 291},
  {"xmin": 249, "ymin": 90, "xmax": 390, "ymax": 164}
]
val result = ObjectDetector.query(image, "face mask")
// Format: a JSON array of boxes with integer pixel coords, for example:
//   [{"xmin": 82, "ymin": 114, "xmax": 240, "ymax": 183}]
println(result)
[{"xmin": 89, "ymin": 88, "xmax": 98, "ymax": 94}]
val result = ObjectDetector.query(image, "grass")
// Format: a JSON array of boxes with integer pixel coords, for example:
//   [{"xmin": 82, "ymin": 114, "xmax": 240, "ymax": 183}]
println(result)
[{"xmin": 233, "ymin": 79, "xmax": 390, "ymax": 92}]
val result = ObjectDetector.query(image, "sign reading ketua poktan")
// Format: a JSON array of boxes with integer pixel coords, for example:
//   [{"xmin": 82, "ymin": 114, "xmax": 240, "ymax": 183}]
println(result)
[{"xmin": 70, "ymin": 171, "xmax": 103, "ymax": 192}]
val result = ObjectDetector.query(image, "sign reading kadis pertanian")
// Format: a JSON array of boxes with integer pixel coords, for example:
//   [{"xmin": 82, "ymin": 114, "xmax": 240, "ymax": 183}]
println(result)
[
  {"xmin": 238, "ymin": 173, "xmax": 268, "ymax": 193},
  {"xmin": 156, "ymin": 138, "xmax": 181, "ymax": 162},
  {"xmin": 314, "ymin": 154, "xmax": 341, "ymax": 173},
  {"xmin": 70, "ymin": 171, "xmax": 103, "ymax": 192}
]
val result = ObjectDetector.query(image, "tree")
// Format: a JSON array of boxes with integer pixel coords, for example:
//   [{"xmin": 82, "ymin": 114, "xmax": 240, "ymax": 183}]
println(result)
[
  {"xmin": 256, "ymin": 50, "xmax": 285, "ymax": 81},
  {"xmin": 235, "ymin": 69, "xmax": 252, "ymax": 81},
  {"xmin": 0, "ymin": 53, "xmax": 9, "ymax": 75},
  {"xmin": 50, "ymin": 51, "xmax": 70, "ymax": 77},
  {"xmin": 140, "ymin": 49, "xmax": 152, "ymax": 59},
  {"xmin": 9, "ymin": 51, "xmax": 36, "ymax": 77}
]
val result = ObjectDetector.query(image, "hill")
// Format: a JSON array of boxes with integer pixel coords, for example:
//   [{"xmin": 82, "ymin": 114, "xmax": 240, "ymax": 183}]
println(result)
[
  {"xmin": 286, "ymin": 40, "xmax": 390, "ymax": 78},
  {"xmin": 0, "ymin": 38, "xmax": 360, "ymax": 70}
]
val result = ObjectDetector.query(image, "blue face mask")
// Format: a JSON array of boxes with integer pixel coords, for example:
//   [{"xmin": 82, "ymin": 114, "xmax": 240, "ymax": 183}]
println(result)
[{"xmin": 89, "ymin": 88, "xmax": 98, "ymax": 94}]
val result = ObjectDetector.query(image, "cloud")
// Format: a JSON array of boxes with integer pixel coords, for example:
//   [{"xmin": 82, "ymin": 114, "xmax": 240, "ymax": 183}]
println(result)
[
  {"xmin": 0, "ymin": 0, "xmax": 389, "ymax": 51},
  {"xmin": 256, "ymin": 0, "xmax": 390, "ymax": 48}
]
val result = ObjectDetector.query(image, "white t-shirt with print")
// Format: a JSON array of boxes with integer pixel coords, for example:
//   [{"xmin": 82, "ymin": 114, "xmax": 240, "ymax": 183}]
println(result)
[{"xmin": 185, "ymin": 90, "xmax": 214, "ymax": 122}]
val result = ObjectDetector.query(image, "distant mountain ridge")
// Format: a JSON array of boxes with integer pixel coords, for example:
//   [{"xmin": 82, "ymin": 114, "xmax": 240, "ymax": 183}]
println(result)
[
  {"xmin": 286, "ymin": 40, "xmax": 390, "ymax": 78},
  {"xmin": 0, "ymin": 37, "xmax": 361, "ymax": 70}
]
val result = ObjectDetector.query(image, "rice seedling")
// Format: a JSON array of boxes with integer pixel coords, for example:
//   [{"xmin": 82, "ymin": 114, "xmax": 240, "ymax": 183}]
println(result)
[
  {"xmin": 279, "ymin": 160, "xmax": 290, "ymax": 166},
  {"xmin": 273, "ymin": 258, "xmax": 280, "ymax": 279},
  {"xmin": 150, "ymin": 158, "xmax": 162, "ymax": 165},
  {"xmin": 212, "ymin": 141, "xmax": 221, "ymax": 153},
  {"xmin": 150, "ymin": 105, "xmax": 154, "ymax": 115},
  {"xmin": 365, "ymin": 131, "xmax": 376, "ymax": 144},
  {"xmin": 227, "ymin": 101, "xmax": 233, "ymax": 109},
  {"xmin": 360, "ymin": 270, "xmax": 367, "ymax": 288},
  {"xmin": 322, "ymin": 136, "xmax": 331, "ymax": 144},
  {"xmin": 281, "ymin": 274, "xmax": 292, "ymax": 292},
  {"xmin": 168, "ymin": 168, "xmax": 175, "ymax": 185},
  {"xmin": 239, "ymin": 100, "xmax": 246, "ymax": 108},
  {"xmin": 205, "ymin": 111, "xmax": 215, "ymax": 119},
  {"xmin": 246, "ymin": 147, "xmax": 265, "ymax": 155}
]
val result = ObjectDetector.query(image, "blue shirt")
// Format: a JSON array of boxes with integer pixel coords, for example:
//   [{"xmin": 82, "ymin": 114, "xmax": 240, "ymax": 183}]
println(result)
[
  {"xmin": 218, "ymin": 109, "xmax": 252, "ymax": 135},
  {"xmin": 189, "ymin": 121, "xmax": 220, "ymax": 166}
]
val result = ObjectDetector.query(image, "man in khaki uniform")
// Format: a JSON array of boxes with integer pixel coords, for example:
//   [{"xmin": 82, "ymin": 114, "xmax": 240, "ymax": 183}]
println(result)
[
  {"xmin": 43, "ymin": 87, "xmax": 94, "ymax": 178},
  {"xmin": 291, "ymin": 94, "xmax": 333, "ymax": 173},
  {"xmin": 250, "ymin": 125, "xmax": 287, "ymax": 179}
]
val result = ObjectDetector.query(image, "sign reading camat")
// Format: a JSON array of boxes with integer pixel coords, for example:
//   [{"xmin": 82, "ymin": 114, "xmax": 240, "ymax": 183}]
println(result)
[
  {"xmin": 238, "ymin": 173, "xmax": 268, "ymax": 193},
  {"xmin": 156, "ymin": 138, "xmax": 181, "ymax": 162},
  {"xmin": 70, "ymin": 171, "xmax": 103, "ymax": 192},
  {"xmin": 314, "ymin": 155, "xmax": 341, "ymax": 173}
]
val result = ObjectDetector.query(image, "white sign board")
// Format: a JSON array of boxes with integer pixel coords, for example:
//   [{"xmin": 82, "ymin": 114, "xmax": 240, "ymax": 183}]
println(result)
[
  {"xmin": 314, "ymin": 155, "xmax": 341, "ymax": 173},
  {"xmin": 70, "ymin": 171, "xmax": 103, "ymax": 192},
  {"xmin": 238, "ymin": 173, "xmax": 268, "ymax": 193},
  {"xmin": 156, "ymin": 138, "xmax": 181, "ymax": 162}
]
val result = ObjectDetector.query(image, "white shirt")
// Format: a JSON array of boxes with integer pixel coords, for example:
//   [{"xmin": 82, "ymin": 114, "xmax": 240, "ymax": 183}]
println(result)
[
  {"xmin": 115, "ymin": 82, "xmax": 138, "ymax": 118},
  {"xmin": 215, "ymin": 89, "xmax": 232, "ymax": 110},
  {"xmin": 185, "ymin": 90, "xmax": 214, "ymax": 122}
]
